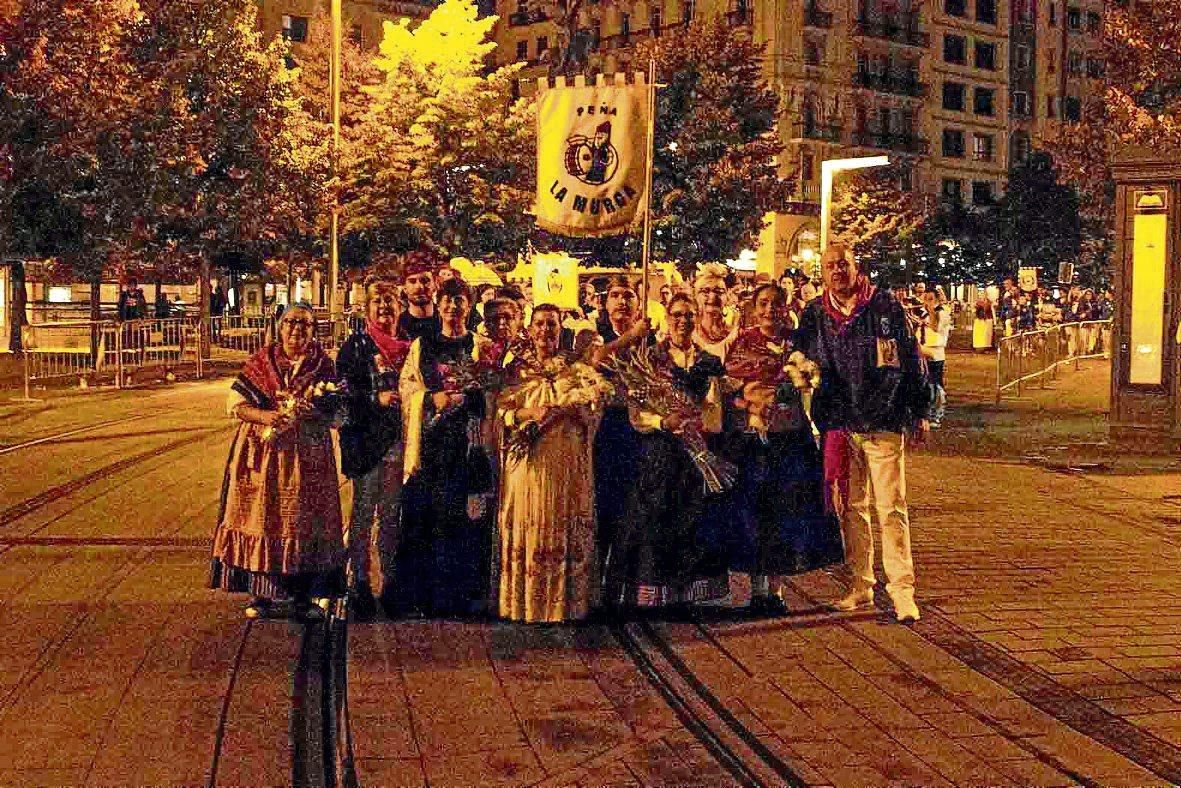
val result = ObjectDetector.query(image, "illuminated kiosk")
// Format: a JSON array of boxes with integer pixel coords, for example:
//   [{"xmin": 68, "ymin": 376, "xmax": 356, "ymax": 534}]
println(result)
[{"xmin": 1110, "ymin": 147, "xmax": 1181, "ymax": 448}]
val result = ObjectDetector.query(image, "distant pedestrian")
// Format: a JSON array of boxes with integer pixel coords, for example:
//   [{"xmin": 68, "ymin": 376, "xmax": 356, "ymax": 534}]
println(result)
[
  {"xmin": 210, "ymin": 303, "xmax": 345, "ymax": 620},
  {"xmin": 118, "ymin": 279, "xmax": 146, "ymax": 321},
  {"xmin": 794, "ymin": 244, "xmax": 931, "ymax": 624}
]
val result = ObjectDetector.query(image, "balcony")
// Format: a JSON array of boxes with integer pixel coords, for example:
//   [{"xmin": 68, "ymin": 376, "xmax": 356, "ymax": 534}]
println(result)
[
  {"xmin": 804, "ymin": 5, "xmax": 833, "ymax": 28},
  {"xmin": 852, "ymin": 70, "xmax": 927, "ymax": 98},
  {"xmin": 792, "ymin": 121, "xmax": 842, "ymax": 142},
  {"xmin": 726, "ymin": 7, "xmax": 753, "ymax": 26},
  {"xmin": 851, "ymin": 130, "xmax": 930, "ymax": 155},
  {"xmin": 854, "ymin": 13, "xmax": 929, "ymax": 47}
]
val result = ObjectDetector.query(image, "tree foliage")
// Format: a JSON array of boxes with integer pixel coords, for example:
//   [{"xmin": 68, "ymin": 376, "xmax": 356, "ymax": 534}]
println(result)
[
  {"xmin": 340, "ymin": 0, "xmax": 534, "ymax": 261},
  {"xmin": 829, "ymin": 165, "xmax": 933, "ymax": 276},
  {"xmin": 627, "ymin": 19, "xmax": 793, "ymax": 266},
  {"xmin": 992, "ymin": 152, "xmax": 1081, "ymax": 279}
]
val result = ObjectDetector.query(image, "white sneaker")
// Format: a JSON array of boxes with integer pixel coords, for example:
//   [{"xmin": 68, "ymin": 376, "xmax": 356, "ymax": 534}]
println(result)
[
  {"xmin": 831, "ymin": 589, "xmax": 874, "ymax": 612},
  {"xmin": 894, "ymin": 597, "xmax": 921, "ymax": 623}
]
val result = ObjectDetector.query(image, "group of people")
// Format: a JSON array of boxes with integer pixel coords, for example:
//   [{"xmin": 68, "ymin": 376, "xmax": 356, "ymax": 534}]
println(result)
[
  {"xmin": 209, "ymin": 243, "xmax": 932, "ymax": 626},
  {"xmin": 972, "ymin": 279, "xmax": 1114, "ymax": 350}
]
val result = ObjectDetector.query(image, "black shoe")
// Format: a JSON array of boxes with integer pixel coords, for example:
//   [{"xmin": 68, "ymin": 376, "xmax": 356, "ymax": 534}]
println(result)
[
  {"xmin": 350, "ymin": 587, "xmax": 377, "ymax": 622},
  {"xmin": 750, "ymin": 594, "xmax": 788, "ymax": 617}
]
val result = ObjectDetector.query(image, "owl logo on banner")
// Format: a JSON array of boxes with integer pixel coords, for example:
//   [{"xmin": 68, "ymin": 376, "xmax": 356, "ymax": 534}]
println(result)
[
  {"xmin": 536, "ymin": 76, "xmax": 651, "ymax": 237},
  {"xmin": 532, "ymin": 253, "xmax": 580, "ymax": 309},
  {"xmin": 1018, "ymin": 267, "xmax": 1038, "ymax": 293}
]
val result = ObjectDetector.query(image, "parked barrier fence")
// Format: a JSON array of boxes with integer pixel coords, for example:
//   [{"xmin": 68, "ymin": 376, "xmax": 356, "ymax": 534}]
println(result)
[
  {"xmin": 20, "ymin": 314, "xmax": 351, "ymax": 393},
  {"xmin": 996, "ymin": 319, "xmax": 1112, "ymax": 402}
]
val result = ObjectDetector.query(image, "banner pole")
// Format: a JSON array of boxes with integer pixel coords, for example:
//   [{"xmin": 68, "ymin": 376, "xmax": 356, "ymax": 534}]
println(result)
[{"xmin": 639, "ymin": 57, "xmax": 657, "ymax": 320}]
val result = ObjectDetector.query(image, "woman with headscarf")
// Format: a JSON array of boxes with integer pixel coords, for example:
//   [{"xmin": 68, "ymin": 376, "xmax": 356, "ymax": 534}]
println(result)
[
  {"xmin": 395, "ymin": 278, "xmax": 497, "ymax": 617},
  {"xmin": 210, "ymin": 304, "xmax": 344, "ymax": 619},
  {"xmin": 726, "ymin": 284, "xmax": 844, "ymax": 614}
]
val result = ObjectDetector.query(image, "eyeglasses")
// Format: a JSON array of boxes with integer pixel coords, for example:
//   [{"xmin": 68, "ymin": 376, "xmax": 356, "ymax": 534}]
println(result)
[
  {"xmin": 668, "ymin": 311, "xmax": 694, "ymax": 320},
  {"xmin": 697, "ymin": 287, "xmax": 726, "ymax": 296},
  {"xmin": 281, "ymin": 319, "xmax": 314, "ymax": 329}
]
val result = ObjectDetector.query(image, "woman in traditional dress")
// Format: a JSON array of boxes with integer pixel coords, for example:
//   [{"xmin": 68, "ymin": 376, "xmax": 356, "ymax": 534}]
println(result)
[
  {"xmin": 496, "ymin": 305, "xmax": 612, "ymax": 623},
  {"xmin": 692, "ymin": 263, "xmax": 740, "ymax": 361},
  {"xmin": 726, "ymin": 284, "xmax": 844, "ymax": 614},
  {"xmin": 604, "ymin": 294, "xmax": 734, "ymax": 611},
  {"xmin": 210, "ymin": 304, "xmax": 345, "ymax": 619},
  {"xmin": 395, "ymin": 277, "xmax": 497, "ymax": 618},
  {"xmin": 591, "ymin": 275, "xmax": 651, "ymax": 588},
  {"xmin": 972, "ymin": 295, "xmax": 995, "ymax": 351}
]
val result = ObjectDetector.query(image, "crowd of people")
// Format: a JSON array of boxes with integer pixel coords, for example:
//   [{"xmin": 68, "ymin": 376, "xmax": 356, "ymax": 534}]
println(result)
[
  {"xmin": 971, "ymin": 278, "xmax": 1114, "ymax": 350},
  {"xmin": 209, "ymin": 244, "xmax": 933, "ymax": 626}
]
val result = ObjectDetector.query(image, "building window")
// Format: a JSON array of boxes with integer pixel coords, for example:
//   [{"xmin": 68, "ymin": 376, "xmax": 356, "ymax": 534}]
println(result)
[
  {"xmin": 650, "ymin": 9, "xmax": 662, "ymax": 36},
  {"xmin": 281, "ymin": 14, "xmax": 309, "ymax": 43},
  {"xmin": 1048, "ymin": 49, "xmax": 1056, "ymax": 73},
  {"xmin": 898, "ymin": 164, "xmax": 913, "ymax": 192},
  {"xmin": 942, "ymin": 178, "xmax": 963, "ymax": 203},
  {"xmin": 976, "ymin": 0, "xmax": 996, "ymax": 23},
  {"xmin": 349, "ymin": 24, "xmax": 364, "ymax": 46},
  {"xmin": 1087, "ymin": 11, "xmax": 1100, "ymax": 33},
  {"xmin": 804, "ymin": 40, "xmax": 823, "ymax": 66},
  {"xmin": 973, "ymin": 133, "xmax": 994, "ymax": 161},
  {"xmin": 1012, "ymin": 90, "xmax": 1030, "ymax": 116},
  {"xmin": 944, "ymin": 0, "xmax": 966, "ymax": 17},
  {"xmin": 1050, "ymin": 4, "xmax": 1057, "ymax": 25},
  {"xmin": 801, "ymin": 152, "xmax": 814, "ymax": 182},
  {"xmin": 972, "ymin": 180, "xmax": 994, "ymax": 206},
  {"xmin": 942, "ymin": 128, "xmax": 966, "ymax": 157},
  {"xmin": 1067, "ymin": 7, "xmax": 1081, "ymax": 29},
  {"xmin": 683, "ymin": 0, "xmax": 694, "ymax": 23},
  {"xmin": 47, "ymin": 286, "xmax": 72, "ymax": 303},
  {"xmin": 1067, "ymin": 50, "xmax": 1082, "ymax": 74},
  {"xmin": 1011, "ymin": 131, "xmax": 1031, "ymax": 162},
  {"xmin": 1016, "ymin": 0, "xmax": 1032, "ymax": 22},
  {"xmin": 621, "ymin": 13, "xmax": 630, "ymax": 37},
  {"xmin": 974, "ymin": 42, "xmax": 996, "ymax": 70},
  {"xmin": 973, "ymin": 87, "xmax": 995, "ymax": 116},
  {"xmin": 1086, "ymin": 57, "xmax": 1105, "ymax": 78},
  {"xmin": 1016, "ymin": 44, "xmax": 1031, "ymax": 71},
  {"xmin": 517, "ymin": 40, "xmax": 528, "ymax": 60},
  {"xmin": 1047, "ymin": 94, "xmax": 1057, "ymax": 118},
  {"xmin": 1063, "ymin": 96, "xmax": 1081, "ymax": 121},
  {"xmin": 942, "ymin": 81, "xmax": 966, "ymax": 111},
  {"xmin": 943, "ymin": 34, "xmax": 966, "ymax": 64}
]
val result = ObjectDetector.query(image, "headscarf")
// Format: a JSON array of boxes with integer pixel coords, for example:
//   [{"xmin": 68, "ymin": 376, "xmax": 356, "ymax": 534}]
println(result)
[
  {"xmin": 232, "ymin": 341, "xmax": 333, "ymax": 409},
  {"xmin": 366, "ymin": 318, "xmax": 411, "ymax": 370}
]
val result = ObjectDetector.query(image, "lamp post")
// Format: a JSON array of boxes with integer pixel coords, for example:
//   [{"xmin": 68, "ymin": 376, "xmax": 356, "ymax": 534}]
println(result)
[
  {"xmin": 328, "ymin": 0, "xmax": 342, "ymax": 322},
  {"xmin": 819, "ymin": 155, "xmax": 890, "ymax": 252}
]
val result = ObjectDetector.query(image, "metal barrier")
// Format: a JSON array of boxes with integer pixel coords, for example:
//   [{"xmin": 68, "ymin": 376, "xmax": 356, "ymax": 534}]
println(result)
[
  {"xmin": 21, "ymin": 321, "xmax": 110, "ymax": 391},
  {"xmin": 996, "ymin": 319, "xmax": 1111, "ymax": 402},
  {"xmin": 111, "ymin": 317, "xmax": 203, "ymax": 387}
]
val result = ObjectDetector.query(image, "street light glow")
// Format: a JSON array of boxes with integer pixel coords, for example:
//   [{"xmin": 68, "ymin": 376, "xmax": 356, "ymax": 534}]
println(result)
[{"xmin": 819, "ymin": 155, "xmax": 890, "ymax": 253}]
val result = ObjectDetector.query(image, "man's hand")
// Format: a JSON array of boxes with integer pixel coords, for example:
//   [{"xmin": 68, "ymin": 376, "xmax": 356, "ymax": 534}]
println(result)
[
  {"xmin": 431, "ymin": 391, "xmax": 465, "ymax": 412},
  {"xmin": 377, "ymin": 390, "xmax": 397, "ymax": 408}
]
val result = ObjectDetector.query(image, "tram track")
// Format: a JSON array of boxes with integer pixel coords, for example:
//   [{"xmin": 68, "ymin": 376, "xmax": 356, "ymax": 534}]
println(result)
[
  {"xmin": 0, "ymin": 415, "xmax": 146, "ymax": 456},
  {"xmin": 610, "ymin": 619, "xmax": 808, "ymax": 788}
]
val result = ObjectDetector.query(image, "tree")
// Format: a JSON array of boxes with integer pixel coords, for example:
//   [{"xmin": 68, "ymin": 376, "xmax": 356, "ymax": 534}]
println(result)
[
  {"xmin": 1048, "ymin": 0, "xmax": 1181, "ymax": 281},
  {"xmin": 341, "ymin": 0, "xmax": 535, "ymax": 261},
  {"xmin": 829, "ymin": 165, "xmax": 933, "ymax": 281},
  {"xmin": 624, "ymin": 19, "xmax": 793, "ymax": 267},
  {"xmin": 911, "ymin": 202, "xmax": 999, "ymax": 286},
  {"xmin": 992, "ymin": 152, "xmax": 1081, "ymax": 282}
]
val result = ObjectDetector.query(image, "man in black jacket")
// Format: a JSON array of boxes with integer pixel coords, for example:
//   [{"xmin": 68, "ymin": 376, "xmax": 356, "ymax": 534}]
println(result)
[
  {"xmin": 794, "ymin": 243, "xmax": 931, "ymax": 623},
  {"xmin": 337, "ymin": 273, "xmax": 411, "ymax": 620}
]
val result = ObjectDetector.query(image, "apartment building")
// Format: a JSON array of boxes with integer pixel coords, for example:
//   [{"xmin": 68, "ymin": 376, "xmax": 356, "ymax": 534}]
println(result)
[
  {"xmin": 254, "ymin": 0, "xmax": 434, "ymax": 51},
  {"xmin": 1037, "ymin": 0, "xmax": 1103, "ymax": 141}
]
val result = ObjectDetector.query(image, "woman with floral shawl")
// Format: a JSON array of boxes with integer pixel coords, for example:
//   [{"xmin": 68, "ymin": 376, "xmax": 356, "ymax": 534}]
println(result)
[
  {"xmin": 496, "ymin": 304, "xmax": 612, "ymax": 623},
  {"xmin": 603, "ymin": 293, "xmax": 735, "ymax": 611},
  {"xmin": 726, "ymin": 284, "xmax": 844, "ymax": 614},
  {"xmin": 210, "ymin": 304, "xmax": 345, "ymax": 619}
]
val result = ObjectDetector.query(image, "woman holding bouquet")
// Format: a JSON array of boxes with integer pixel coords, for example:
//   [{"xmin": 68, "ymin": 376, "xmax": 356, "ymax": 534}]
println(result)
[
  {"xmin": 210, "ymin": 304, "xmax": 345, "ymax": 619},
  {"xmin": 726, "ymin": 284, "xmax": 844, "ymax": 614},
  {"xmin": 603, "ymin": 294, "xmax": 734, "ymax": 610},
  {"xmin": 496, "ymin": 305, "xmax": 612, "ymax": 622},
  {"xmin": 396, "ymin": 277, "xmax": 497, "ymax": 618}
]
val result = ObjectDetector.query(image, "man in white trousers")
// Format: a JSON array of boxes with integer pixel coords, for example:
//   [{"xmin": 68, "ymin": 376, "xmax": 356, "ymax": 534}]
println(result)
[{"xmin": 793, "ymin": 244, "xmax": 932, "ymax": 623}]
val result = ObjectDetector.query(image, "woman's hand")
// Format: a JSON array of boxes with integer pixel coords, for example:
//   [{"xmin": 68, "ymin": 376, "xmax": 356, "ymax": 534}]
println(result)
[
  {"xmin": 432, "ymin": 391, "xmax": 465, "ymax": 412},
  {"xmin": 377, "ymin": 390, "xmax": 397, "ymax": 408},
  {"xmin": 516, "ymin": 405, "xmax": 550, "ymax": 424}
]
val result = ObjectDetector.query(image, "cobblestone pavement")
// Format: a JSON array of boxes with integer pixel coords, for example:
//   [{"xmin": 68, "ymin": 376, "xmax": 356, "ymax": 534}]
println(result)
[{"xmin": 1, "ymin": 364, "xmax": 1179, "ymax": 786}]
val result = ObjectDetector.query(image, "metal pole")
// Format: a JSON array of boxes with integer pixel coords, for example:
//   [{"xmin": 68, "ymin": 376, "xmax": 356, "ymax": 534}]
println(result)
[
  {"xmin": 329, "ymin": 0, "xmax": 342, "ymax": 324},
  {"xmin": 639, "ymin": 57, "xmax": 657, "ymax": 320}
]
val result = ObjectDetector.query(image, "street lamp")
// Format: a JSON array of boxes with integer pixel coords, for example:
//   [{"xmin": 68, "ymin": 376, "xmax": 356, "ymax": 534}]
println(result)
[{"xmin": 819, "ymin": 155, "xmax": 890, "ymax": 253}]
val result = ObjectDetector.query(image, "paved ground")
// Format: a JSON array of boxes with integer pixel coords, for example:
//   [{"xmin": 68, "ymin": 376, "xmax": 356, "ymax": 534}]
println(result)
[{"xmin": 1, "ymin": 353, "xmax": 1179, "ymax": 786}]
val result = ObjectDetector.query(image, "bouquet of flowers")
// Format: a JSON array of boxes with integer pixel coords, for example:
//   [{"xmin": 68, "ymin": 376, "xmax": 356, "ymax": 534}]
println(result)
[
  {"xmin": 502, "ymin": 358, "xmax": 613, "ymax": 463},
  {"xmin": 261, "ymin": 380, "xmax": 349, "ymax": 443},
  {"xmin": 603, "ymin": 342, "xmax": 738, "ymax": 494}
]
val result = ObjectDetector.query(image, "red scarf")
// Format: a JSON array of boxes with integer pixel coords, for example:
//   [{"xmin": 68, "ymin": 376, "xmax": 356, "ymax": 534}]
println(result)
[
  {"xmin": 366, "ymin": 318, "xmax": 410, "ymax": 370},
  {"xmin": 240, "ymin": 341, "xmax": 333, "ymax": 404},
  {"xmin": 822, "ymin": 277, "xmax": 876, "ymax": 331}
]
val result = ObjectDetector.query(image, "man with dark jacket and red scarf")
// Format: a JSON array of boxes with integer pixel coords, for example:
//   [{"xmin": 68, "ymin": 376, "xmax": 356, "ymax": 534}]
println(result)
[
  {"xmin": 337, "ymin": 271, "xmax": 412, "ymax": 620},
  {"xmin": 793, "ymin": 243, "xmax": 931, "ymax": 624}
]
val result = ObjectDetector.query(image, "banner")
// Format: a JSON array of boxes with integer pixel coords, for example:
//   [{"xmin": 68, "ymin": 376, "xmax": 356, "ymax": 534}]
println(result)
[
  {"xmin": 531, "ymin": 252, "xmax": 581, "ymax": 310},
  {"xmin": 535, "ymin": 76, "xmax": 650, "ymax": 237},
  {"xmin": 1018, "ymin": 267, "xmax": 1038, "ymax": 292}
]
